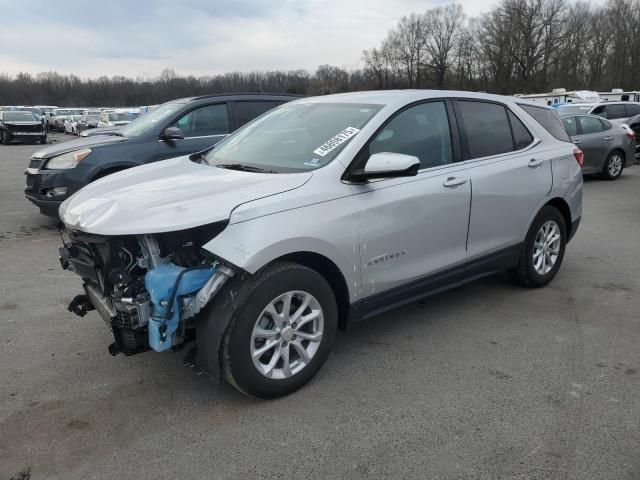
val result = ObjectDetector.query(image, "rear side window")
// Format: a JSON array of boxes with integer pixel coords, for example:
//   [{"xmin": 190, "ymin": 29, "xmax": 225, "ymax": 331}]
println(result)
[
  {"xmin": 457, "ymin": 101, "xmax": 514, "ymax": 158},
  {"xmin": 369, "ymin": 101, "xmax": 452, "ymax": 169},
  {"xmin": 577, "ymin": 116, "xmax": 604, "ymax": 135},
  {"xmin": 625, "ymin": 103, "xmax": 640, "ymax": 116},
  {"xmin": 593, "ymin": 104, "xmax": 627, "ymax": 119},
  {"xmin": 519, "ymin": 104, "xmax": 571, "ymax": 142},
  {"xmin": 233, "ymin": 101, "xmax": 278, "ymax": 128},
  {"xmin": 561, "ymin": 117, "xmax": 578, "ymax": 136},
  {"xmin": 507, "ymin": 111, "xmax": 534, "ymax": 149},
  {"xmin": 172, "ymin": 103, "xmax": 229, "ymax": 137}
]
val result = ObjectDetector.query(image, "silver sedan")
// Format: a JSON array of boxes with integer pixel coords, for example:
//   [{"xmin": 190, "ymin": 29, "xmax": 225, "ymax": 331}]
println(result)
[{"xmin": 560, "ymin": 113, "xmax": 635, "ymax": 180}]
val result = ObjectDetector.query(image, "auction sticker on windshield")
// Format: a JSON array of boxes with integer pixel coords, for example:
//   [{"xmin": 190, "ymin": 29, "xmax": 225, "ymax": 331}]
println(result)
[{"xmin": 313, "ymin": 127, "xmax": 360, "ymax": 157}]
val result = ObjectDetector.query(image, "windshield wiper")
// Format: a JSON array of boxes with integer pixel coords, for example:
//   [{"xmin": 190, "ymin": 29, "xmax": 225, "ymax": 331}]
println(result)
[{"xmin": 216, "ymin": 163, "xmax": 277, "ymax": 173}]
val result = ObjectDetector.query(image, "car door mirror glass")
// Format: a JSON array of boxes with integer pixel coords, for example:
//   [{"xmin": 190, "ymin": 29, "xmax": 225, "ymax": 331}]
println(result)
[
  {"xmin": 162, "ymin": 126, "xmax": 184, "ymax": 140},
  {"xmin": 350, "ymin": 152, "xmax": 420, "ymax": 181}
]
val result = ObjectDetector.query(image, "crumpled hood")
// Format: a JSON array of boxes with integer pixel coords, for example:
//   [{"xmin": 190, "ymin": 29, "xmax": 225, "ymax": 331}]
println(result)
[
  {"xmin": 60, "ymin": 156, "xmax": 312, "ymax": 235},
  {"xmin": 32, "ymin": 134, "xmax": 126, "ymax": 159}
]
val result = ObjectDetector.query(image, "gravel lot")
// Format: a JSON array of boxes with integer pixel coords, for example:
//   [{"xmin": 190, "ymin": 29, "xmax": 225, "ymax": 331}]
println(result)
[{"xmin": 1, "ymin": 133, "xmax": 639, "ymax": 480}]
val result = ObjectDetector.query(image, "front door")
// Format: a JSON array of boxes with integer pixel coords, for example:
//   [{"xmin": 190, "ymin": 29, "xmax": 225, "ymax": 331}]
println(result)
[{"xmin": 352, "ymin": 100, "xmax": 471, "ymax": 316}]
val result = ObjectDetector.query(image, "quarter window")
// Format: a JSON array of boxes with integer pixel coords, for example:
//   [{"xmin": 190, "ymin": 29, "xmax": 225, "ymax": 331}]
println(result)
[
  {"xmin": 458, "ymin": 101, "xmax": 513, "ymax": 158},
  {"xmin": 519, "ymin": 104, "xmax": 571, "ymax": 142},
  {"xmin": 368, "ymin": 101, "xmax": 453, "ymax": 169},
  {"xmin": 172, "ymin": 104, "xmax": 229, "ymax": 138},
  {"xmin": 508, "ymin": 111, "xmax": 534, "ymax": 149}
]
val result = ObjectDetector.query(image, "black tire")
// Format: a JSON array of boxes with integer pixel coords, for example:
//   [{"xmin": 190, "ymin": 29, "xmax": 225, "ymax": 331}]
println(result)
[
  {"xmin": 220, "ymin": 261, "xmax": 337, "ymax": 399},
  {"xmin": 510, "ymin": 206, "xmax": 567, "ymax": 288},
  {"xmin": 1, "ymin": 130, "xmax": 10, "ymax": 145},
  {"xmin": 602, "ymin": 150, "xmax": 624, "ymax": 180},
  {"xmin": 40, "ymin": 135, "xmax": 47, "ymax": 144}
]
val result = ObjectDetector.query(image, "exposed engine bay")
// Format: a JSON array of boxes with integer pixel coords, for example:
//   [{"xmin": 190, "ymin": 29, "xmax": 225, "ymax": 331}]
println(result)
[{"xmin": 59, "ymin": 222, "xmax": 234, "ymax": 357}]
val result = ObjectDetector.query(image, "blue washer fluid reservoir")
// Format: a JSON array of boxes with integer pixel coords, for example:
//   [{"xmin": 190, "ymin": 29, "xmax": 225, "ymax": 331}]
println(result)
[{"xmin": 144, "ymin": 263, "xmax": 215, "ymax": 352}]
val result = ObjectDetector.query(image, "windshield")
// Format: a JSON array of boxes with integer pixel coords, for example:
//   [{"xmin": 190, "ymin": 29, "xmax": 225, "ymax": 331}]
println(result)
[
  {"xmin": 4, "ymin": 112, "xmax": 38, "ymax": 121},
  {"xmin": 119, "ymin": 102, "xmax": 184, "ymax": 138},
  {"xmin": 204, "ymin": 102, "xmax": 382, "ymax": 172},
  {"xmin": 557, "ymin": 104, "xmax": 593, "ymax": 114},
  {"xmin": 86, "ymin": 111, "xmax": 101, "ymax": 118}
]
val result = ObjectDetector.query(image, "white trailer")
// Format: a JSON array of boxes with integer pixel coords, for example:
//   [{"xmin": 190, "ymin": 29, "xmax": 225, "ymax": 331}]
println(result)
[{"xmin": 513, "ymin": 88, "xmax": 600, "ymax": 105}]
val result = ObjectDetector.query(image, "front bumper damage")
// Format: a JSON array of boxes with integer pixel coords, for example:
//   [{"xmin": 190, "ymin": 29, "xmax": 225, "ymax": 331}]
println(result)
[{"xmin": 60, "ymin": 232, "xmax": 235, "ymax": 377}]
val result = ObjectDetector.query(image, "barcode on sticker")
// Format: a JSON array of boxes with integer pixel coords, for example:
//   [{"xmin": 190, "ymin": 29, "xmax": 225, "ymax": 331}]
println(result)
[{"xmin": 313, "ymin": 127, "xmax": 360, "ymax": 157}]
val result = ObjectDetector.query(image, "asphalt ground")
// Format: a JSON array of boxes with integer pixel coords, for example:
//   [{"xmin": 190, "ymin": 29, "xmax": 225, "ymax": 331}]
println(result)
[{"xmin": 1, "ymin": 133, "xmax": 639, "ymax": 479}]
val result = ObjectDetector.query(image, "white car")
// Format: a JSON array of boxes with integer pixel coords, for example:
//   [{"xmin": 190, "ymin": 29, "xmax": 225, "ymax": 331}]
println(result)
[
  {"xmin": 63, "ymin": 114, "xmax": 83, "ymax": 135},
  {"xmin": 58, "ymin": 90, "xmax": 583, "ymax": 398}
]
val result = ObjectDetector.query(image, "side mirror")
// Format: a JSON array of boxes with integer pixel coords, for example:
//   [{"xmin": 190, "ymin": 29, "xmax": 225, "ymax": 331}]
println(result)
[
  {"xmin": 349, "ymin": 152, "xmax": 420, "ymax": 182},
  {"xmin": 162, "ymin": 126, "xmax": 184, "ymax": 141}
]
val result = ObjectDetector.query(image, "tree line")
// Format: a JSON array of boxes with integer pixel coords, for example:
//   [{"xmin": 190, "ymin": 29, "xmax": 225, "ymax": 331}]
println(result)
[{"xmin": 1, "ymin": 0, "xmax": 638, "ymax": 107}]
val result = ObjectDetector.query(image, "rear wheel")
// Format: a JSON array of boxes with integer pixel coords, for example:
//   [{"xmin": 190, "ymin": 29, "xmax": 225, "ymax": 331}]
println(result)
[
  {"xmin": 602, "ymin": 151, "xmax": 624, "ymax": 180},
  {"xmin": 220, "ymin": 262, "xmax": 337, "ymax": 398},
  {"xmin": 510, "ymin": 206, "xmax": 566, "ymax": 288}
]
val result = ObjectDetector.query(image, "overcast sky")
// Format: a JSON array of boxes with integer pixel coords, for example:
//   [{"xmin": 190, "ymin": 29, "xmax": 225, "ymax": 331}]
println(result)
[{"xmin": 0, "ymin": 0, "xmax": 502, "ymax": 79}]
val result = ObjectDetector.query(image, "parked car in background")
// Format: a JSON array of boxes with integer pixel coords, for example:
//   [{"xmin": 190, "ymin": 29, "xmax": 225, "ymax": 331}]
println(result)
[
  {"xmin": 97, "ymin": 109, "xmax": 140, "ymax": 128},
  {"xmin": 75, "ymin": 110, "xmax": 102, "ymax": 134},
  {"xmin": 557, "ymin": 101, "xmax": 640, "ymax": 126},
  {"xmin": 79, "ymin": 126, "xmax": 123, "ymax": 137},
  {"xmin": 64, "ymin": 114, "xmax": 84, "ymax": 135},
  {"xmin": 57, "ymin": 91, "xmax": 582, "ymax": 398},
  {"xmin": 16, "ymin": 106, "xmax": 48, "ymax": 125},
  {"xmin": 50, "ymin": 108, "xmax": 85, "ymax": 132},
  {"xmin": 25, "ymin": 93, "xmax": 299, "ymax": 216},
  {"xmin": 0, "ymin": 111, "xmax": 47, "ymax": 144},
  {"xmin": 560, "ymin": 113, "xmax": 635, "ymax": 180}
]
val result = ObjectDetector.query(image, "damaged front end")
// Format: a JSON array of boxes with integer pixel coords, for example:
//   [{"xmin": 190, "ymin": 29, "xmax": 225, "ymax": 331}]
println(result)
[{"xmin": 59, "ymin": 222, "xmax": 234, "ymax": 358}]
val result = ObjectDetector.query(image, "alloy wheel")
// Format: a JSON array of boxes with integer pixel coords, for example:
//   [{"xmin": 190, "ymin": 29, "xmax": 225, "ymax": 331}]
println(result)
[
  {"xmin": 533, "ymin": 220, "xmax": 561, "ymax": 275},
  {"xmin": 250, "ymin": 291, "xmax": 324, "ymax": 379},
  {"xmin": 608, "ymin": 154, "xmax": 623, "ymax": 177}
]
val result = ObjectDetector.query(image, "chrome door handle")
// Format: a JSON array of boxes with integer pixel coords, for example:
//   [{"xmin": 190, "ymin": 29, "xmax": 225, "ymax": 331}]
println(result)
[
  {"xmin": 528, "ymin": 158, "xmax": 543, "ymax": 168},
  {"xmin": 443, "ymin": 177, "xmax": 467, "ymax": 187},
  {"xmin": 604, "ymin": 136, "xmax": 613, "ymax": 140},
  {"xmin": 572, "ymin": 139, "xmax": 581, "ymax": 144}
]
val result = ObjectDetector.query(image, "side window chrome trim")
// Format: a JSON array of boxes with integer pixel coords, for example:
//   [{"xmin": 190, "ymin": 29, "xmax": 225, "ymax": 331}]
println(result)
[
  {"xmin": 159, "ymin": 134, "xmax": 228, "ymax": 142},
  {"xmin": 459, "ymin": 138, "xmax": 542, "ymax": 166}
]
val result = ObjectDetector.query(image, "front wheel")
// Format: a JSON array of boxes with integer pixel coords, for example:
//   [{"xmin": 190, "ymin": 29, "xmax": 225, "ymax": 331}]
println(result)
[
  {"xmin": 1, "ymin": 131, "xmax": 10, "ymax": 145},
  {"xmin": 510, "ymin": 206, "xmax": 567, "ymax": 288},
  {"xmin": 220, "ymin": 262, "xmax": 337, "ymax": 398},
  {"xmin": 602, "ymin": 151, "xmax": 624, "ymax": 180}
]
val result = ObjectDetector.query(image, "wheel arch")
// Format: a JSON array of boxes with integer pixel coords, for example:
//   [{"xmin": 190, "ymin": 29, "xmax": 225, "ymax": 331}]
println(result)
[
  {"xmin": 90, "ymin": 164, "xmax": 135, "ymax": 181},
  {"xmin": 274, "ymin": 251, "xmax": 351, "ymax": 331},
  {"xmin": 543, "ymin": 197, "xmax": 573, "ymax": 240}
]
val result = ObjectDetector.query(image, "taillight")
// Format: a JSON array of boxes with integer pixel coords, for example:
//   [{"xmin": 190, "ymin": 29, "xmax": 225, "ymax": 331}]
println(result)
[
  {"xmin": 573, "ymin": 148, "xmax": 584, "ymax": 167},
  {"xmin": 626, "ymin": 132, "xmax": 635, "ymax": 141}
]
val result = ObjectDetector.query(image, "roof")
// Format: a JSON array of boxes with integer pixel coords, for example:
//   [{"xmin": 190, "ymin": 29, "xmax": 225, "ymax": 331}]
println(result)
[
  {"xmin": 187, "ymin": 92, "xmax": 303, "ymax": 102},
  {"xmin": 290, "ymin": 89, "xmax": 557, "ymax": 111}
]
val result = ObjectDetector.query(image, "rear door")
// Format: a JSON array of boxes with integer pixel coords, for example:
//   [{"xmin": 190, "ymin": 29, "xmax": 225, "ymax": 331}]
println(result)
[
  {"xmin": 229, "ymin": 101, "xmax": 279, "ymax": 131},
  {"xmin": 574, "ymin": 115, "xmax": 607, "ymax": 173},
  {"xmin": 157, "ymin": 102, "xmax": 230, "ymax": 161},
  {"xmin": 458, "ymin": 100, "xmax": 552, "ymax": 263}
]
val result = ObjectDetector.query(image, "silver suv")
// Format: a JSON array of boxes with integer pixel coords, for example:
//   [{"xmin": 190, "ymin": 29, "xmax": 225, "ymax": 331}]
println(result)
[{"xmin": 58, "ymin": 91, "xmax": 583, "ymax": 398}]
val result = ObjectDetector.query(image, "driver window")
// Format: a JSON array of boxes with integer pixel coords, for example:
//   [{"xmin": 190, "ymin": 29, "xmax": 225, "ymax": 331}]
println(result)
[
  {"xmin": 171, "ymin": 104, "xmax": 229, "ymax": 138},
  {"xmin": 368, "ymin": 101, "xmax": 452, "ymax": 169}
]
